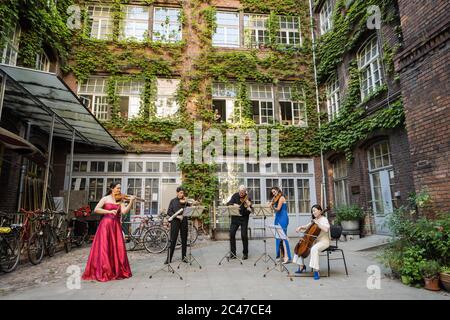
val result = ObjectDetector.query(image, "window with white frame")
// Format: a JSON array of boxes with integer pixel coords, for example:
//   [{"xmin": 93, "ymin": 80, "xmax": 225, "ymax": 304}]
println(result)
[
  {"xmin": 246, "ymin": 163, "xmax": 260, "ymax": 173},
  {"xmin": 265, "ymin": 178, "xmax": 279, "ymax": 202},
  {"xmin": 129, "ymin": 161, "xmax": 143, "ymax": 173},
  {"xmin": 249, "ymin": 84, "xmax": 274, "ymax": 124},
  {"xmin": 319, "ymin": 0, "xmax": 333, "ymax": 35},
  {"xmin": 121, "ymin": 5, "xmax": 149, "ymax": 41},
  {"xmin": 78, "ymin": 77, "xmax": 110, "ymax": 121},
  {"xmin": 296, "ymin": 163, "xmax": 309, "ymax": 173},
  {"xmin": 282, "ymin": 178, "xmax": 296, "ymax": 213},
  {"xmin": 35, "ymin": 52, "xmax": 50, "ymax": 72},
  {"xmin": 358, "ymin": 37, "xmax": 383, "ymax": 100},
  {"xmin": 106, "ymin": 178, "xmax": 122, "ymax": 191},
  {"xmin": 88, "ymin": 178, "xmax": 104, "ymax": 201},
  {"xmin": 264, "ymin": 163, "xmax": 279, "ymax": 174},
  {"xmin": 277, "ymin": 16, "xmax": 301, "ymax": 46},
  {"xmin": 144, "ymin": 178, "xmax": 159, "ymax": 215},
  {"xmin": 73, "ymin": 161, "xmax": 88, "ymax": 172},
  {"xmin": 326, "ymin": 76, "xmax": 340, "ymax": 121},
  {"xmin": 146, "ymin": 162, "xmax": 160, "ymax": 173},
  {"xmin": 244, "ymin": 14, "xmax": 269, "ymax": 48},
  {"xmin": 213, "ymin": 12, "xmax": 240, "ymax": 47},
  {"xmin": 1, "ymin": 24, "xmax": 20, "ymax": 66},
  {"xmin": 281, "ymin": 163, "xmax": 294, "ymax": 173},
  {"xmin": 297, "ymin": 179, "xmax": 311, "ymax": 213},
  {"xmin": 116, "ymin": 79, "xmax": 144, "ymax": 119},
  {"xmin": 87, "ymin": 5, "xmax": 113, "ymax": 40},
  {"xmin": 278, "ymin": 84, "xmax": 307, "ymax": 126},
  {"xmin": 212, "ymin": 83, "xmax": 237, "ymax": 123},
  {"xmin": 247, "ymin": 178, "xmax": 261, "ymax": 204},
  {"xmin": 127, "ymin": 178, "xmax": 142, "ymax": 215},
  {"xmin": 333, "ymin": 157, "xmax": 348, "ymax": 207},
  {"xmin": 71, "ymin": 178, "xmax": 86, "ymax": 191},
  {"xmin": 162, "ymin": 162, "xmax": 177, "ymax": 172},
  {"xmin": 153, "ymin": 7, "xmax": 182, "ymax": 43},
  {"xmin": 90, "ymin": 161, "xmax": 105, "ymax": 172},
  {"xmin": 156, "ymin": 78, "xmax": 180, "ymax": 117},
  {"xmin": 107, "ymin": 161, "xmax": 122, "ymax": 172}
]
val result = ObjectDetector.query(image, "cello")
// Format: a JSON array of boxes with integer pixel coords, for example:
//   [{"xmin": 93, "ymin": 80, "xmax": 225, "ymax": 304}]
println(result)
[{"xmin": 293, "ymin": 208, "xmax": 329, "ymax": 259}]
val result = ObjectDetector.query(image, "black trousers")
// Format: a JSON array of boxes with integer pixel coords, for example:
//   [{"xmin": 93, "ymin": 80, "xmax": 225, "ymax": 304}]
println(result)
[
  {"xmin": 229, "ymin": 215, "xmax": 249, "ymax": 256},
  {"xmin": 169, "ymin": 217, "xmax": 188, "ymax": 262}
]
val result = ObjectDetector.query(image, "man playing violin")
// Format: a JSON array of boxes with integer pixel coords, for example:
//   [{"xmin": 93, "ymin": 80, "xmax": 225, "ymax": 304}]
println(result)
[{"xmin": 227, "ymin": 185, "xmax": 252, "ymax": 260}]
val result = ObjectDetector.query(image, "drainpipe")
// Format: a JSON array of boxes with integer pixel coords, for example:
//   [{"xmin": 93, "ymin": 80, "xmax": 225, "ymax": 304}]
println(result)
[{"xmin": 42, "ymin": 114, "xmax": 55, "ymax": 210}]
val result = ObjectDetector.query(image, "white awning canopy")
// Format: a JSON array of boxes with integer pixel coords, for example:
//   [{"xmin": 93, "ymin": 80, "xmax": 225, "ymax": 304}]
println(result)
[{"xmin": 0, "ymin": 64, "xmax": 123, "ymax": 151}]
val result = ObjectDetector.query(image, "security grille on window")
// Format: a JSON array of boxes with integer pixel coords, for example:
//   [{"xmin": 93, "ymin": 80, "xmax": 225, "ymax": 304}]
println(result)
[
  {"xmin": 1, "ymin": 24, "xmax": 20, "ymax": 66},
  {"xmin": 277, "ymin": 16, "xmax": 301, "ymax": 46},
  {"xmin": 87, "ymin": 5, "xmax": 113, "ymax": 40},
  {"xmin": 108, "ymin": 161, "xmax": 122, "ymax": 172},
  {"xmin": 121, "ymin": 5, "xmax": 149, "ymax": 41},
  {"xmin": 35, "ymin": 52, "xmax": 50, "ymax": 72},
  {"xmin": 156, "ymin": 79, "xmax": 180, "ymax": 117},
  {"xmin": 249, "ymin": 84, "xmax": 274, "ymax": 124},
  {"xmin": 333, "ymin": 157, "xmax": 348, "ymax": 207},
  {"xmin": 244, "ymin": 14, "xmax": 269, "ymax": 48},
  {"xmin": 278, "ymin": 85, "xmax": 307, "ymax": 126},
  {"xmin": 153, "ymin": 7, "xmax": 182, "ymax": 42},
  {"xmin": 116, "ymin": 80, "xmax": 144, "ymax": 119},
  {"xmin": 319, "ymin": 0, "xmax": 333, "ymax": 35},
  {"xmin": 129, "ymin": 161, "xmax": 143, "ymax": 173},
  {"xmin": 78, "ymin": 77, "xmax": 110, "ymax": 121},
  {"xmin": 358, "ymin": 37, "xmax": 383, "ymax": 100},
  {"xmin": 90, "ymin": 161, "xmax": 105, "ymax": 172},
  {"xmin": 326, "ymin": 76, "xmax": 340, "ymax": 121},
  {"xmin": 213, "ymin": 12, "xmax": 240, "ymax": 47}
]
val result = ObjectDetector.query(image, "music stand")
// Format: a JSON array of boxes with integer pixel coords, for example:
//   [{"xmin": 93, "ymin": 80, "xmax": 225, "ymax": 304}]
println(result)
[
  {"xmin": 217, "ymin": 205, "xmax": 244, "ymax": 265},
  {"xmin": 263, "ymin": 224, "xmax": 292, "ymax": 280},
  {"xmin": 177, "ymin": 206, "xmax": 205, "ymax": 270},
  {"xmin": 253, "ymin": 204, "xmax": 276, "ymax": 269}
]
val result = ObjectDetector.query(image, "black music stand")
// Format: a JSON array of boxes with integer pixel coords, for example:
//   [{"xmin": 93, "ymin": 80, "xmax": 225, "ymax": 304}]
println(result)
[
  {"xmin": 263, "ymin": 224, "xmax": 292, "ymax": 280},
  {"xmin": 218, "ymin": 205, "xmax": 244, "ymax": 265},
  {"xmin": 253, "ymin": 204, "xmax": 276, "ymax": 269},
  {"xmin": 149, "ymin": 226, "xmax": 183, "ymax": 280},
  {"xmin": 177, "ymin": 206, "xmax": 204, "ymax": 270}
]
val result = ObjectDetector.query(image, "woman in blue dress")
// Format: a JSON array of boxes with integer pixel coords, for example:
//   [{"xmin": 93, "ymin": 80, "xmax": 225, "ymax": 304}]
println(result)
[{"xmin": 270, "ymin": 187, "xmax": 292, "ymax": 264}]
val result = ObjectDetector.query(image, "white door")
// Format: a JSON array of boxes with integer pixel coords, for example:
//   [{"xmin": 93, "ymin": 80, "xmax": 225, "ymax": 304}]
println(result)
[{"xmin": 369, "ymin": 169, "xmax": 394, "ymax": 234}]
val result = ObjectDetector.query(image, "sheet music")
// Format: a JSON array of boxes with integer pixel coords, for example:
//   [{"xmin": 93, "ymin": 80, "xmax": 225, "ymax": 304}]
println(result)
[{"xmin": 268, "ymin": 224, "xmax": 287, "ymax": 240}]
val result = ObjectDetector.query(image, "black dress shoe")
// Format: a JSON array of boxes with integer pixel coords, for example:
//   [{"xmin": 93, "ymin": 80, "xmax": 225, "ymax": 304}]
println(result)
[
  {"xmin": 243, "ymin": 254, "xmax": 248, "ymax": 260},
  {"xmin": 229, "ymin": 254, "xmax": 237, "ymax": 259},
  {"xmin": 164, "ymin": 259, "xmax": 169, "ymax": 265}
]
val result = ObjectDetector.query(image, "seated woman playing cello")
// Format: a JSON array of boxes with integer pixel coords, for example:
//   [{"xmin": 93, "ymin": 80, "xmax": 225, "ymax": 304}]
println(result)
[{"xmin": 293, "ymin": 204, "xmax": 330, "ymax": 280}]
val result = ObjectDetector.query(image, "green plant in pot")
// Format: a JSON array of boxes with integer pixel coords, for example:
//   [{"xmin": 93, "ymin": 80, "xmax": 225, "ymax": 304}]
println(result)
[
  {"xmin": 440, "ymin": 266, "xmax": 450, "ymax": 292},
  {"xmin": 335, "ymin": 205, "xmax": 365, "ymax": 232},
  {"xmin": 420, "ymin": 260, "xmax": 441, "ymax": 291}
]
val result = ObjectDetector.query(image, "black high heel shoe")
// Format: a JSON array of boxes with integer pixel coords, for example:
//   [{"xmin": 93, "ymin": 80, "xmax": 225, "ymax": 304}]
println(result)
[{"xmin": 295, "ymin": 265, "xmax": 306, "ymax": 274}]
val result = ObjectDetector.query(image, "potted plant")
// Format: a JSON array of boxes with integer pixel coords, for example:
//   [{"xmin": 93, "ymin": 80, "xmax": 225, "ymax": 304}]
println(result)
[
  {"xmin": 335, "ymin": 205, "xmax": 365, "ymax": 231},
  {"xmin": 420, "ymin": 260, "xmax": 441, "ymax": 291},
  {"xmin": 439, "ymin": 266, "xmax": 450, "ymax": 292}
]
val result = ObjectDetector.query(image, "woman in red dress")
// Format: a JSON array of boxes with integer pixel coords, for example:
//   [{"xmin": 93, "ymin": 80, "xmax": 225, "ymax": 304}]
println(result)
[{"xmin": 82, "ymin": 182, "xmax": 136, "ymax": 282}]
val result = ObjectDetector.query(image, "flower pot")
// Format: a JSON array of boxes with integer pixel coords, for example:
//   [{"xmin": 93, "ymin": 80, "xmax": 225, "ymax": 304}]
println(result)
[
  {"xmin": 424, "ymin": 277, "xmax": 440, "ymax": 291},
  {"xmin": 440, "ymin": 273, "xmax": 450, "ymax": 292},
  {"xmin": 341, "ymin": 220, "xmax": 360, "ymax": 231}
]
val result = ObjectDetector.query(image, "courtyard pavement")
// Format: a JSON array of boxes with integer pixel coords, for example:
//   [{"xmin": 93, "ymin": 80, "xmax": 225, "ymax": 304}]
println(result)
[{"xmin": 1, "ymin": 236, "xmax": 449, "ymax": 300}]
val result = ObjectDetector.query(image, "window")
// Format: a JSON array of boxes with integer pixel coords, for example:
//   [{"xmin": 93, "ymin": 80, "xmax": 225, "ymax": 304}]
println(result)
[
  {"xmin": 320, "ymin": 0, "xmax": 333, "ymax": 35},
  {"xmin": 162, "ymin": 162, "xmax": 177, "ymax": 172},
  {"xmin": 265, "ymin": 178, "xmax": 279, "ymax": 202},
  {"xmin": 216, "ymin": 163, "xmax": 228, "ymax": 172},
  {"xmin": 368, "ymin": 141, "xmax": 392, "ymax": 171},
  {"xmin": 90, "ymin": 161, "xmax": 105, "ymax": 172},
  {"xmin": 1, "ymin": 24, "xmax": 20, "ymax": 66},
  {"xmin": 144, "ymin": 178, "xmax": 159, "ymax": 215},
  {"xmin": 264, "ymin": 163, "xmax": 279, "ymax": 174},
  {"xmin": 156, "ymin": 79, "xmax": 180, "ymax": 117},
  {"xmin": 162, "ymin": 178, "xmax": 177, "ymax": 183},
  {"xmin": 127, "ymin": 178, "xmax": 142, "ymax": 215},
  {"xmin": 107, "ymin": 178, "xmax": 122, "ymax": 190},
  {"xmin": 121, "ymin": 5, "xmax": 149, "ymax": 41},
  {"xmin": 297, "ymin": 179, "xmax": 311, "ymax": 213},
  {"xmin": 87, "ymin": 5, "xmax": 113, "ymax": 40},
  {"xmin": 244, "ymin": 14, "xmax": 269, "ymax": 48},
  {"xmin": 358, "ymin": 37, "xmax": 383, "ymax": 100},
  {"xmin": 78, "ymin": 77, "xmax": 110, "ymax": 121},
  {"xmin": 278, "ymin": 85, "xmax": 307, "ymax": 126},
  {"xmin": 246, "ymin": 163, "xmax": 260, "ymax": 173},
  {"xmin": 153, "ymin": 7, "xmax": 182, "ymax": 43},
  {"xmin": 213, "ymin": 12, "xmax": 240, "ymax": 47},
  {"xmin": 107, "ymin": 161, "xmax": 122, "ymax": 172},
  {"xmin": 326, "ymin": 76, "xmax": 340, "ymax": 121},
  {"xmin": 71, "ymin": 178, "xmax": 86, "ymax": 191},
  {"xmin": 116, "ymin": 79, "xmax": 144, "ymax": 119},
  {"xmin": 128, "ymin": 161, "xmax": 143, "ymax": 172},
  {"xmin": 73, "ymin": 161, "xmax": 87, "ymax": 172},
  {"xmin": 212, "ymin": 83, "xmax": 237, "ymax": 123},
  {"xmin": 282, "ymin": 179, "xmax": 296, "ymax": 213},
  {"xmin": 249, "ymin": 84, "xmax": 274, "ymax": 124},
  {"xmin": 146, "ymin": 162, "xmax": 160, "ymax": 173},
  {"xmin": 296, "ymin": 163, "xmax": 309, "ymax": 173},
  {"xmin": 333, "ymin": 157, "xmax": 348, "ymax": 207},
  {"xmin": 35, "ymin": 52, "xmax": 50, "ymax": 72},
  {"xmin": 247, "ymin": 178, "xmax": 261, "ymax": 204},
  {"xmin": 88, "ymin": 178, "xmax": 104, "ymax": 201},
  {"xmin": 277, "ymin": 16, "xmax": 301, "ymax": 46},
  {"xmin": 281, "ymin": 163, "xmax": 294, "ymax": 173}
]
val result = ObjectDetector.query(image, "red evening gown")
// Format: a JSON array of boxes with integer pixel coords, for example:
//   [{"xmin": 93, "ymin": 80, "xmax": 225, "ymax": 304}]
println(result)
[{"xmin": 82, "ymin": 202, "xmax": 132, "ymax": 282}]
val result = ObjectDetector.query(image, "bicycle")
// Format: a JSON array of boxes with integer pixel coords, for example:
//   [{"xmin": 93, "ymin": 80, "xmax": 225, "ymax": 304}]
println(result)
[
  {"xmin": 47, "ymin": 210, "xmax": 69, "ymax": 253},
  {"xmin": 0, "ymin": 212, "xmax": 21, "ymax": 273},
  {"xmin": 65, "ymin": 216, "xmax": 89, "ymax": 252},
  {"xmin": 19, "ymin": 209, "xmax": 45, "ymax": 265},
  {"xmin": 125, "ymin": 215, "xmax": 169, "ymax": 254}
]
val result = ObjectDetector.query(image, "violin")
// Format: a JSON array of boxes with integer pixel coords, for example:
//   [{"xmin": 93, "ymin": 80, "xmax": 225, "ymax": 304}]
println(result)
[
  {"xmin": 240, "ymin": 192, "xmax": 251, "ymax": 208},
  {"xmin": 113, "ymin": 193, "xmax": 145, "ymax": 203},
  {"xmin": 270, "ymin": 192, "xmax": 282, "ymax": 210}
]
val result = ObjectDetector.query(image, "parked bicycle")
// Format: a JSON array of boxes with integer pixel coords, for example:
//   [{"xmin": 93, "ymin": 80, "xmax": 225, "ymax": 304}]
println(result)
[
  {"xmin": 125, "ymin": 215, "xmax": 169, "ymax": 254},
  {"xmin": 0, "ymin": 212, "xmax": 21, "ymax": 273},
  {"xmin": 19, "ymin": 208, "xmax": 44, "ymax": 265},
  {"xmin": 65, "ymin": 216, "xmax": 89, "ymax": 252}
]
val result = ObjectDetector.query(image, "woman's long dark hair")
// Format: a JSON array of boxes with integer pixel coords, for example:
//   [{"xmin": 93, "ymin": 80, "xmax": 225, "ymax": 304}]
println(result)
[
  {"xmin": 106, "ymin": 181, "xmax": 121, "ymax": 196},
  {"xmin": 311, "ymin": 204, "xmax": 323, "ymax": 219},
  {"xmin": 271, "ymin": 187, "xmax": 284, "ymax": 198}
]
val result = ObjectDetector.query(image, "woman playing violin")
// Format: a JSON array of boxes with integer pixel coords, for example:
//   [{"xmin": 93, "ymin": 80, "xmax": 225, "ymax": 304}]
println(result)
[
  {"xmin": 269, "ymin": 187, "xmax": 292, "ymax": 264},
  {"xmin": 82, "ymin": 182, "xmax": 136, "ymax": 282},
  {"xmin": 293, "ymin": 204, "xmax": 330, "ymax": 280}
]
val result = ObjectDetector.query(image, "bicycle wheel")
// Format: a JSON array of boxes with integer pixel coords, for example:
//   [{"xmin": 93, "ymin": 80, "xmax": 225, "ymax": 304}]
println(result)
[
  {"xmin": 126, "ymin": 228, "xmax": 141, "ymax": 251},
  {"xmin": 64, "ymin": 227, "xmax": 72, "ymax": 253},
  {"xmin": 0, "ymin": 233, "xmax": 21, "ymax": 273},
  {"xmin": 28, "ymin": 232, "xmax": 44, "ymax": 265},
  {"xmin": 44, "ymin": 227, "xmax": 57, "ymax": 257},
  {"xmin": 143, "ymin": 226, "xmax": 169, "ymax": 254},
  {"xmin": 176, "ymin": 224, "xmax": 198, "ymax": 247}
]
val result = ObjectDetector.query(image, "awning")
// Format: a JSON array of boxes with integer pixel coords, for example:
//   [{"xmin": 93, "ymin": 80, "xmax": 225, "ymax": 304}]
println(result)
[
  {"xmin": 0, "ymin": 64, "xmax": 123, "ymax": 151},
  {"xmin": 0, "ymin": 127, "xmax": 46, "ymax": 165}
]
